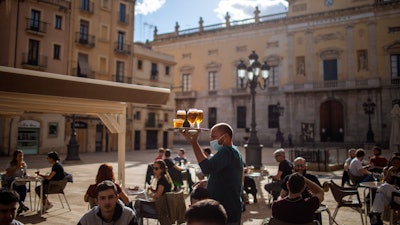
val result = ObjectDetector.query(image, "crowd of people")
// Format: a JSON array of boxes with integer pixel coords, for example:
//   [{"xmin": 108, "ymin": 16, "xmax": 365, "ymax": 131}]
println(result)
[{"xmin": 2, "ymin": 124, "xmax": 398, "ymax": 225}]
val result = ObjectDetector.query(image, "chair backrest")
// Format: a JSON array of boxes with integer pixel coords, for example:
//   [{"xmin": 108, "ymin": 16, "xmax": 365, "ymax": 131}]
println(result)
[
  {"xmin": 165, "ymin": 190, "xmax": 186, "ymax": 224},
  {"xmin": 267, "ymin": 218, "xmax": 319, "ymax": 225},
  {"xmin": 348, "ymin": 171, "xmax": 362, "ymax": 185},
  {"xmin": 47, "ymin": 179, "xmax": 68, "ymax": 194}
]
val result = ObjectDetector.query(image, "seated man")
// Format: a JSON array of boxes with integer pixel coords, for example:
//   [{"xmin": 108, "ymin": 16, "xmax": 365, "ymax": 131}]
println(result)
[
  {"xmin": 368, "ymin": 146, "xmax": 388, "ymax": 173},
  {"xmin": 164, "ymin": 149, "xmax": 194, "ymax": 192},
  {"xmin": 349, "ymin": 148, "xmax": 373, "ymax": 184},
  {"xmin": 369, "ymin": 156, "xmax": 400, "ymax": 225},
  {"xmin": 185, "ymin": 199, "xmax": 227, "ymax": 225},
  {"xmin": 0, "ymin": 189, "xmax": 24, "ymax": 225},
  {"xmin": 78, "ymin": 180, "xmax": 138, "ymax": 225},
  {"xmin": 272, "ymin": 173, "xmax": 324, "ymax": 224},
  {"xmin": 264, "ymin": 148, "xmax": 293, "ymax": 201}
]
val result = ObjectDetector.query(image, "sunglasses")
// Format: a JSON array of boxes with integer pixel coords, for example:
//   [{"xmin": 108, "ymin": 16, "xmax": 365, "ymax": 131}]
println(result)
[{"xmin": 153, "ymin": 167, "xmax": 160, "ymax": 171}]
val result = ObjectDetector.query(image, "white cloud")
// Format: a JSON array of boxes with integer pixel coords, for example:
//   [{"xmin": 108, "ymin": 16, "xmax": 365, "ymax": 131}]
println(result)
[
  {"xmin": 136, "ymin": 0, "xmax": 166, "ymax": 15},
  {"xmin": 214, "ymin": 0, "xmax": 288, "ymax": 21}
]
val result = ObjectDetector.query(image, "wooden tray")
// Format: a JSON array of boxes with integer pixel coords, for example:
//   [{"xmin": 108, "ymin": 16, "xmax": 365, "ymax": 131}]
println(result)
[{"xmin": 167, "ymin": 127, "xmax": 209, "ymax": 132}]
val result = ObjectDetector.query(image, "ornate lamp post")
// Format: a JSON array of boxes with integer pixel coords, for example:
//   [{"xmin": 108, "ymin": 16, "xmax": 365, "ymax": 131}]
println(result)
[
  {"xmin": 274, "ymin": 102, "xmax": 284, "ymax": 147},
  {"xmin": 363, "ymin": 97, "xmax": 376, "ymax": 143},
  {"xmin": 65, "ymin": 114, "xmax": 80, "ymax": 161},
  {"xmin": 237, "ymin": 50, "xmax": 270, "ymax": 168}
]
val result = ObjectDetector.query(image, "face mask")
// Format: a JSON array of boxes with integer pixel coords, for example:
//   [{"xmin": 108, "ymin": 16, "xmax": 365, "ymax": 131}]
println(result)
[
  {"xmin": 210, "ymin": 135, "xmax": 224, "ymax": 151},
  {"xmin": 210, "ymin": 139, "xmax": 223, "ymax": 152}
]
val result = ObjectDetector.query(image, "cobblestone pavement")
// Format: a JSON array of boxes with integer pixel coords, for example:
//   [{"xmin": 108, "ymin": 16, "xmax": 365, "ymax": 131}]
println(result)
[{"xmin": 0, "ymin": 145, "xmax": 394, "ymax": 225}]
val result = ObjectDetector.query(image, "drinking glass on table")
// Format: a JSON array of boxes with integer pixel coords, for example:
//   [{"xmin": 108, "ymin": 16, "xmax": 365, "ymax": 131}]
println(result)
[
  {"xmin": 195, "ymin": 109, "xmax": 203, "ymax": 128},
  {"xmin": 187, "ymin": 108, "xmax": 198, "ymax": 128}
]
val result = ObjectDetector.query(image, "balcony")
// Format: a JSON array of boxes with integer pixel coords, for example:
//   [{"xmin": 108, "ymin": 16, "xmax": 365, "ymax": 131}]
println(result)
[
  {"xmin": 80, "ymin": 2, "xmax": 94, "ymax": 14},
  {"xmin": 145, "ymin": 119, "xmax": 164, "ymax": 128},
  {"xmin": 75, "ymin": 32, "xmax": 95, "ymax": 48},
  {"xmin": 114, "ymin": 42, "xmax": 131, "ymax": 55},
  {"xmin": 37, "ymin": 0, "xmax": 70, "ymax": 9},
  {"xmin": 25, "ymin": 18, "xmax": 47, "ymax": 35},
  {"xmin": 283, "ymin": 78, "xmax": 382, "ymax": 93},
  {"xmin": 71, "ymin": 68, "xmax": 95, "ymax": 78},
  {"xmin": 175, "ymin": 91, "xmax": 197, "ymax": 100},
  {"xmin": 150, "ymin": 70, "xmax": 158, "ymax": 80},
  {"xmin": 118, "ymin": 13, "xmax": 130, "ymax": 25},
  {"xmin": 21, "ymin": 53, "xmax": 47, "ymax": 68},
  {"xmin": 112, "ymin": 75, "xmax": 132, "ymax": 83}
]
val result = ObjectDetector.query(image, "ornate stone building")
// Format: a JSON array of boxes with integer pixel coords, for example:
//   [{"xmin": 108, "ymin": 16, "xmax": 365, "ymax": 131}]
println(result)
[
  {"xmin": 0, "ymin": 0, "xmax": 175, "ymax": 155},
  {"xmin": 150, "ymin": 0, "xmax": 400, "ymax": 148}
]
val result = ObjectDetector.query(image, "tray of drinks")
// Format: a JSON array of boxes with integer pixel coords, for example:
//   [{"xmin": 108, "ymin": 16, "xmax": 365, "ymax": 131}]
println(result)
[{"xmin": 167, "ymin": 127, "xmax": 209, "ymax": 132}]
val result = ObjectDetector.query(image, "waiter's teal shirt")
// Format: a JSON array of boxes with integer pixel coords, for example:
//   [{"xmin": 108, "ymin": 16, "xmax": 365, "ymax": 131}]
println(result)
[{"xmin": 199, "ymin": 145, "xmax": 244, "ymax": 223}]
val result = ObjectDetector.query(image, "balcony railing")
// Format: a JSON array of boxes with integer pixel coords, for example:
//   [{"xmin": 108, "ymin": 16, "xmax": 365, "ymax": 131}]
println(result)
[
  {"xmin": 71, "ymin": 68, "xmax": 95, "ymax": 78},
  {"xmin": 118, "ymin": 13, "xmax": 130, "ymax": 24},
  {"xmin": 37, "ymin": 0, "xmax": 70, "ymax": 9},
  {"xmin": 112, "ymin": 75, "xmax": 131, "ymax": 83},
  {"xmin": 175, "ymin": 91, "xmax": 197, "ymax": 99},
  {"xmin": 284, "ymin": 78, "xmax": 383, "ymax": 92},
  {"xmin": 80, "ymin": 1, "xmax": 94, "ymax": 14},
  {"xmin": 21, "ymin": 53, "xmax": 47, "ymax": 68},
  {"xmin": 25, "ymin": 18, "xmax": 47, "ymax": 34},
  {"xmin": 114, "ymin": 42, "xmax": 131, "ymax": 55},
  {"xmin": 75, "ymin": 32, "xmax": 95, "ymax": 48},
  {"xmin": 145, "ymin": 119, "xmax": 164, "ymax": 128}
]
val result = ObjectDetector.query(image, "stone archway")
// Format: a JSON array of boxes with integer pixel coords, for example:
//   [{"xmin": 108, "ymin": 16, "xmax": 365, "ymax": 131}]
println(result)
[{"xmin": 320, "ymin": 100, "xmax": 344, "ymax": 142}]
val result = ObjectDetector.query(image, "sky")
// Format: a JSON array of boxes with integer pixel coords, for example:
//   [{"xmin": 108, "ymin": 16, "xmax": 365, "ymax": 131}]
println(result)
[{"xmin": 134, "ymin": 0, "xmax": 289, "ymax": 43}]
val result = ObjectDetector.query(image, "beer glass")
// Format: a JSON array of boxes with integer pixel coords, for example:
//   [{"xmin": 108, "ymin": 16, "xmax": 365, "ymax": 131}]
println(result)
[
  {"xmin": 176, "ymin": 110, "xmax": 186, "ymax": 121},
  {"xmin": 187, "ymin": 108, "xmax": 198, "ymax": 128},
  {"xmin": 195, "ymin": 109, "xmax": 203, "ymax": 128},
  {"xmin": 173, "ymin": 119, "xmax": 184, "ymax": 128}
]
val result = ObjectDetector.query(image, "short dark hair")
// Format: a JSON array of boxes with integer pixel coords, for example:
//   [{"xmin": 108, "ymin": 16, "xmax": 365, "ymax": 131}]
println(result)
[
  {"xmin": 356, "ymin": 148, "xmax": 365, "ymax": 158},
  {"xmin": 373, "ymin": 146, "xmax": 382, "ymax": 155},
  {"xmin": 288, "ymin": 173, "xmax": 305, "ymax": 194},
  {"xmin": 165, "ymin": 149, "xmax": 171, "ymax": 157},
  {"xmin": 190, "ymin": 187, "xmax": 210, "ymax": 203},
  {"xmin": 0, "ymin": 189, "xmax": 20, "ymax": 205},
  {"xmin": 212, "ymin": 123, "xmax": 233, "ymax": 139},
  {"xmin": 95, "ymin": 180, "xmax": 117, "ymax": 197},
  {"xmin": 179, "ymin": 148, "xmax": 185, "ymax": 154},
  {"xmin": 185, "ymin": 199, "xmax": 227, "ymax": 225}
]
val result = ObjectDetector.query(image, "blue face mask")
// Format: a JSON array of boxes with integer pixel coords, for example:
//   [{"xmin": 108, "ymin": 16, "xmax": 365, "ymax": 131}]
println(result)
[{"xmin": 210, "ymin": 135, "xmax": 224, "ymax": 151}]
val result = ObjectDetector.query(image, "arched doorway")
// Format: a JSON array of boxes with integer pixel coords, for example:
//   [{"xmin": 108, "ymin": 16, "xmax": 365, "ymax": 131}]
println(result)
[{"xmin": 320, "ymin": 100, "xmax": 344, "ymax": 142}]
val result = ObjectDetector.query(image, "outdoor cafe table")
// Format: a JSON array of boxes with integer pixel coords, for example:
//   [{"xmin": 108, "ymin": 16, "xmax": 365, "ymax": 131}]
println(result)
[
  {"xmin": 360, "ymin": 181, "xmax": 383, "ymax": 223},
  {"xmin": 11, "ymin": 176, "xmax": 44, "ymax": 214}
]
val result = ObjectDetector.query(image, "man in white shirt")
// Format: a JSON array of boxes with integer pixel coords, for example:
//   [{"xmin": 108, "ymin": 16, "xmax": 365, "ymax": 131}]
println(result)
[{"xmin": 349, "ymin": 148, "xmax": 373, "ymax": 184}]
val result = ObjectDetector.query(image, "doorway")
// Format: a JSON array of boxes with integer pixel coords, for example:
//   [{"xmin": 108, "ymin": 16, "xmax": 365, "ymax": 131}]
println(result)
[
  {"xmin": 95, "ymin": 124, "xmax": 103, "ymax": 152},
  {"xmin": 320, "ymin": 100, "xmax": 344, "ymax": 142},
  {"xmin": 146, "ymin": 130, "xmax": 158, "ymax": 149}
]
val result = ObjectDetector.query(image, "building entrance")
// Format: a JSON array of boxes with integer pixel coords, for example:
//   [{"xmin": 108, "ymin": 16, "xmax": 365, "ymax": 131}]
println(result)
[{"xmin": 320, "ymin": 100, "xmax": 344, "ymax": 142}]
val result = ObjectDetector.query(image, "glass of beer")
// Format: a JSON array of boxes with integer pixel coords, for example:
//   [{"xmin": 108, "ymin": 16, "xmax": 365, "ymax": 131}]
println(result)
[
  {"xmin": 195, "ymin": 109, "xmax": 203, "ymax": 128},
  {"xmin": 173, "ymin": 119, "xmax": 184, "ymax": 128},
  {"xmin": 187, "ymin": 108, "xmax": 198, "ymax": 128},
  {"xmin": 176, "ymin": 110, "xmax": 186, "ymax": 121}
]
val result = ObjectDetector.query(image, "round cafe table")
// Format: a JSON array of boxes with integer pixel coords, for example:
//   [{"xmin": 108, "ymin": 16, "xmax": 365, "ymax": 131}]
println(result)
[{"xmin": 359, "ymin": 181, "xmax": 383, "ymax": 223}]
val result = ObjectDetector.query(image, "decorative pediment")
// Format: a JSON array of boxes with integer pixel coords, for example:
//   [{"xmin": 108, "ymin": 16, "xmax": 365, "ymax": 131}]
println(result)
[
  {"xmin": 314, "ymin": 32, "xmax": 344, "ymax": 43},
  {"xmin": 383, "ymin": 40, "xmax": 400, "ymax": 53},
  {"xmin": 180, "ymin": 65, "xmax": 194, "ymax": 73},
  {"xmin": 318, "ymin": 48, "xmax": 343, "ymax": 59},
  {"xmin": 205, "ymin": 61, "xmax": 222, "ymax": 70}
]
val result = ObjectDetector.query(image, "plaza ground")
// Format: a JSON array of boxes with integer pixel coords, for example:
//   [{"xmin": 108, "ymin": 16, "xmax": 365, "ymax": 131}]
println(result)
[{"xmin": 0, "ymin": 145, "xmax": 395, "ymax": 225}]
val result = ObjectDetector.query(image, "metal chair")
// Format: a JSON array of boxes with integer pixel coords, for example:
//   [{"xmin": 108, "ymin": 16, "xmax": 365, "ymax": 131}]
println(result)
[
  {"xmin": 389, "ymin": 191, "xmax": 400, "ymax": 225},
  {"xmin": 43, "ymin": 179, "xmax": 71, "ymax": 211},
  {"xmin": 325, "ymin": 180, "xmax": 364, "ymax": 225}
]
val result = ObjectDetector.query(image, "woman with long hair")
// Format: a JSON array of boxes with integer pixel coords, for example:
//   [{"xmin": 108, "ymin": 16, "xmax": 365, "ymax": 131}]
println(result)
[
  {"xmin": 35, "ymin": 151, "xmax": 65, "ymax": 211},
  {"xmin": 147, "ymin": 159, "xmax": 174, "ymax": 199},
  {"xmin": 4, "ymin": 149, "xmax": 29, "ymax": 214},
  {"xmin": 84, "ymin": 163, "xmax": 129, "ymax": 207}
]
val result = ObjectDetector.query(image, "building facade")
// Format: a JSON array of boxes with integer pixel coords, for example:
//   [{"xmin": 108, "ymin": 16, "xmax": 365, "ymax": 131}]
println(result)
[
  {"xmin": 150, "ymin": 0, "xmax": 400, "ymax": 148},
  {"xmin": 0, "ymin": 0, "xmax": 175, "ymax": 155}
]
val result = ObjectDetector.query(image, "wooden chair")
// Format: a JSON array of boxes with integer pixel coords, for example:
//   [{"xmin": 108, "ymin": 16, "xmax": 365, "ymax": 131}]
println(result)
[
  {"xmin": 389, "ymin": 191, "xmax": 400, "ymax": 225},
  {"xmin": 325, "ymin": 180, "xmax": 364, "ymax": 225}
]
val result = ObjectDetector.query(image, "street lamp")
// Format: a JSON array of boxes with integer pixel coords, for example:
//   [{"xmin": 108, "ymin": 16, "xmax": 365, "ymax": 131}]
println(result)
[
  {"xmin": 363, "ymin": 97, "xmax": 376, "ymax": 143},
  {"xmin": 236, "ymin": 50, "xmax": 270, "ymax": 168},
  {"xmin": 274, "ymin": 102, "xmax": 284, "ymax": 147}
]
